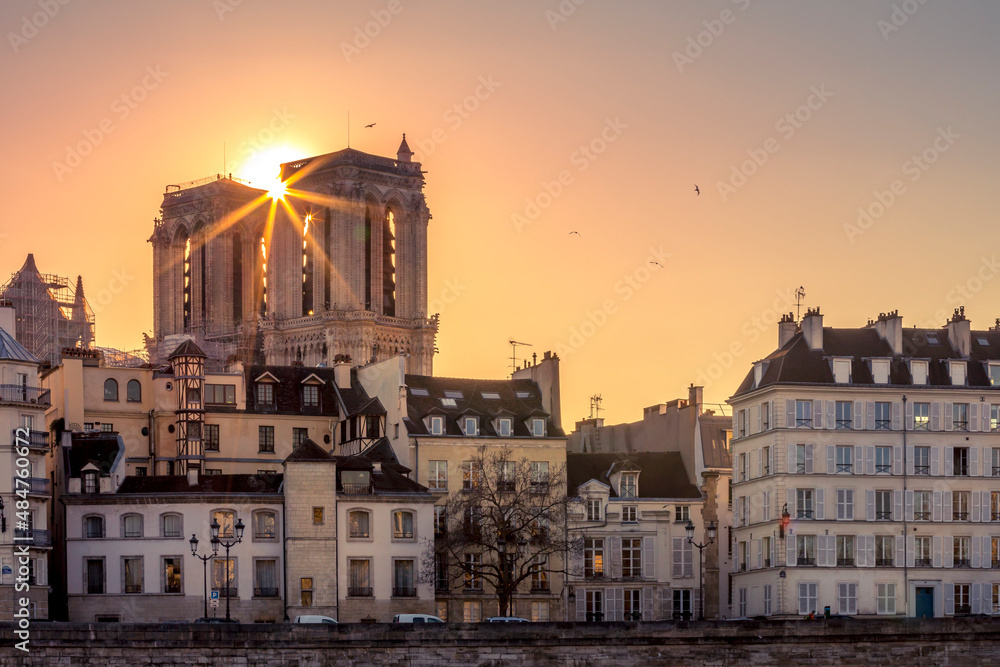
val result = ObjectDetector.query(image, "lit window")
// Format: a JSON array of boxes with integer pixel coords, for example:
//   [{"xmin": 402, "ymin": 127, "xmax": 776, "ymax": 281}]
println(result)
[
  {"xmin": 348, "ymin": 510, "xmax": 370, "ymax": 539},
  {"xmin": 393, "ymin": 510, "xmax": 414, "ymax": 539},
  {"xmin": 913, "ymin": 403, "xmax": 930, "ymax": 430}
]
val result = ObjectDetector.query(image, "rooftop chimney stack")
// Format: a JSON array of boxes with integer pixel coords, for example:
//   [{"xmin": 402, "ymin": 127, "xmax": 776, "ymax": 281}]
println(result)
[
  {"xmin": 688, "ymin": 384, "xmax": 703, "ymax": 413},
  {"xmin": 334, "ymin": 355, "xmax": 352, "ymax": 390},
  {"xmin": 947, "ymin": 307, "xmax": 971, "ymax": 357},
  {"xmin": 801, "ymin": 307, "xmax": 824, "ymax": 351},
  {"xmin": 187, "ymin": 468, "xmax": 199, "ymax": 486},
  {"xmin": 778, "ymin": 312, "xmax": 798, "ymax": 348},
  {"xmin": 0, "ymin": 300, "xmax": 15, "ymax": 341}
]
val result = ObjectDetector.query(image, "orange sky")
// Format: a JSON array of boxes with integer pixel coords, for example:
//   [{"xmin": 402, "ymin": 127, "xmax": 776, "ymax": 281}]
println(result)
[{"xmin": 2, "ymin": 1, "xmax": 999, "ymax": 428}]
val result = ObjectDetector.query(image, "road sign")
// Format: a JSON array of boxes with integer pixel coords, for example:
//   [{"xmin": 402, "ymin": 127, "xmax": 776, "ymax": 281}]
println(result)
[
  {"xmin": 210, "ymin": 591, "xmax": 220, "ymax": 601},
  {"xmin": 210, "ymin": 599, "xmax": 219, "ymax": 609}
]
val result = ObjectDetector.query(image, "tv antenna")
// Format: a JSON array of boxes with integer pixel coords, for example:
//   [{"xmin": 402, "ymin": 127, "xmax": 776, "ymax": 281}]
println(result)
[
  {"xmin": 589, "ymin": 394, "xmax": 603, "ymax": 420},
  {"xmin": 509, "ymin": 340, "xmax": 532, "ymax": 372},
  {"xmin": 794, "ymin": 286, "xmax": 806, "ymax": 321}
]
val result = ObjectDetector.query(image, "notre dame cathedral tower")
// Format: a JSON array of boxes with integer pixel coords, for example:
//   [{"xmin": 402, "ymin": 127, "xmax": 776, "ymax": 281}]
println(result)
[{"xmin": 148, "ymin": 136, "xmax": 437, "ymax": 373}]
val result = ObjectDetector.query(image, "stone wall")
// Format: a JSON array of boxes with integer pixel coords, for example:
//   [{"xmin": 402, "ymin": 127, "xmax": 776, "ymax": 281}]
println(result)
[{"xmin": 2, "ymin": 617, "xmax": 1000, "ymax": 665}]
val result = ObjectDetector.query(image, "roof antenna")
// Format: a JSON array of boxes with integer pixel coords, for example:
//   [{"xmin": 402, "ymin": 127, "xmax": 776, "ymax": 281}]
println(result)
[
  {"xmin": 509, "ymin": 340, "xmax": 532, "ymax": 373},
  {"xmin": 794, "ymin": 286, "xmax": 806, "ymax": 321},
  {"xmin": 589, "ymin": 394, "xmax": 603, "ymax": 420},
  {"xmin": 347, "ymin": 110, "xmax": 350, "ymax": 148}
]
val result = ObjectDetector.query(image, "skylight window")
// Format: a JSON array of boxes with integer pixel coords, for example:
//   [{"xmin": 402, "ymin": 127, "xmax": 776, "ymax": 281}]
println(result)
[
  {"xmin": 444, "ymin": 390, "xmax": 464, "ymax": 399},
  {"xmin": 978, "ymin": 337, "xmax": 990, "ymax": 346},
  {"xmin": 926, "ymin": 333, "xmax": 940, "ymax": 345},
  {"xmin": 481, "ymin": 392, "xmax": 501, "ymax": 400},
  {"xmin": 441, "ymin": 398, "xmax": 457, "ymax": 408},
  {"xmin": 409, "ymin": 388, "xmax": 429, "ymax": 396},
  {"xmin": 515, "ymin": 391, "xmax": 531, "ymax": 399}
]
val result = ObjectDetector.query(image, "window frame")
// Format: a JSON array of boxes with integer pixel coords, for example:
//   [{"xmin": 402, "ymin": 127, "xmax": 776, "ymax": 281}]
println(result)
[
  {"xmin": 84, "ymin": 514, "xmax": 105, "ymax": 539},
  {"xmin": 122, "ymin": 513, "xmax": 143, "ymax": 539},
  {"xmin": 252, "ymin": 510, "xmax": 277, "ymax": 541},
  {"xmin": 126, "ymin": 379, "xmax": 142, "ymax": 403},
  {"xmin": 347, "ymin": 509, "xmax": 371, "ymax": 540},
  {"xmin": 160, "ymin": 513, "xmax": 182, "ymax": 539},
  {"xmin": 103, "ymin": 378, "xmax": 119, "ymax": 402},
  {"xmin": 392, "ymin": 509, "xmax": 416, "ymax": 541}
]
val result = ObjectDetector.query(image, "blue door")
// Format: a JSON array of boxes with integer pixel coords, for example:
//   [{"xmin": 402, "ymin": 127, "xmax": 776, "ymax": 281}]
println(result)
[{"xmin": 915, "ymin": 587, "xmax": 934, "ymax": 618}]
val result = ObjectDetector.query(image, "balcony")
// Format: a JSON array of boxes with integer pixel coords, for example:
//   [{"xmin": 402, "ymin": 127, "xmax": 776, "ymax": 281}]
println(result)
[
  {"xmin": 392, "ymin": 587, "xmax": 416, "ymax": 598},
  {"xmin": 13, "ymin": 477, "xmax": 50, "ymax": 497},
  {"xmin": 530, "ymin": 582, "xmax": 550, "ymax": 592},
  {"xmin": 914, "ymin": 512, "xmax": 931, "ymax": 521},
  {"xmin": 797, "ymin": 557, "xmax": 816, "ymax": 566},
  {"xmin": 914, "ymin": 465, "xmax": 930, "ymax": 475},
  {"xmin": 763, "ymin": 559, "xmax": 771, "ymax": 568},
  {"xmin": 13, "ymin": 529, "xmax": 51, "ymax": 547},
  {"xmin": 254, "ymin": 587, "xmax": 279, "ymax": 598},
  {"xmin": 953, "ymin": 512, "xmax": 969, "ymax": 521},
  {"xmin": 0, "ymin": 385, "xmax": 50, "ymax": 406},
  {"xmin": 796, "ymin": 510, "xmax": 814, "ymax": 520},
  {"xmin": 876, "ymin": 511, "xmax": 892, "ymax": 521},
  {"xmin": 348, "ymin": 587, "xmax": 372, "ymax": 597},
  {"xmin": 341, "ymin": 482, "xmax": 372, "ymax": 495},
  {"xmin": 212, "ymin": 587, "xmax": 238, "ymax": 598},
  {"xmin": 955, "ymin": 605, "xmax": 972, "ymax": 615},
  {"xmin": 836, "ymin": 558, "xmax": 855, "ymax": 567},
  {"xmin": 915, "ymin": 558, "xmax": 932, "ymax": 567},
  {"xmin": 530, "ymin": 481, "xmax": 549, "ymax": 495},
  {"xmin": 992, "ymin": 560, "xmax": 1000, "ymax": 569},
  {"xmin": 124, "ymin": 584, "xmax": 142, "ymax": 594},
  {"xmin": 584, "ymin": 570, "xmax": 604, "ymax": 580},
  {"xmin": 12, "ymin": 429, "xmax": 48, "ymax": 450},
  {"xmin": 955, "ymin": 558, "xmax": 971, "ymax": 568},
  {"xmin": 876, "ymin": 558, "xmax": 894, "ymax": 567}
]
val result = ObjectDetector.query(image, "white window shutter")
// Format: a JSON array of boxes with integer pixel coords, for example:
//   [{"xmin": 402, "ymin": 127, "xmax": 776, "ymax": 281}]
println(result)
[
  {"xmin": 984, "ymin": 447, "xmax": 992, "ymax": 478},
  {"xmin": 905, "ymin": 535, "xmax": 915, "ymax": 568},
  {"xmin": 816, "ymin": 488, "xmax": 825, "ymax": 520},
  {"xmin": 672, "ymin": 538, "xmax": 683, "ymax": 578},
  {"xmin": 973, "ymin": 583, "xmax": 982, "ymax": 615},
  {"xmin": 933, "ymin": 491, "xmax": 943, "ymax": 522},
  {"xmin": 931, "ymin": 448, "xmax": 940, "ymax": 476},
  {"xmin": 787, "ymin": 537, "xmax": 796, "ymax": 568},
  {"xmin": 904, "ymin": 490, "xmax": 913, "ymax": 521},
  {"xmin": 854, "ymin": 446, "xmax": 863, "ymax": 476},
  {"xmin": 787, "ymin": 445, "xmax": 797, "ymax": 475},
  {"xmin": 905, "ymin": 446, "xmax": 915, "ymax": 475},
  {"xmin": 609, "ymin": 536, "xmax": 622, "ymax": 579},
  {"xmin": 786, "ymin": 488, "xmax": 796, "ymax": 518},
  {"xmin": 943, "ymin": 491, "xmax": 953, "ymax": 523},
  {"xmin": 944, "ymin": 540, "xmax": 954, "ymax": 568},
  {"xmin": 813, "ymin": 400, "xmax": 822, "ymax": 428},
  {"xmin": 826, "ymin": 445, "xmax": 835, "ymax": 475},
  {"xmin": 984, "ymin": 491, "xmax": 993, "ymax": 523},
  {"xmin": 755, "ymin": 404, "xmax": 761, "ymax": 432},
  {"xmin": 896, "ymin": 535, "xmax": 906, "ymax": 568},
  {"xmin": 786, "ymin": 399, "xmax": 795, "ymax": 428},
  {"xmin": 757, "ymin": 449, "xmax": 763, "ymax": 478},
  {"xmin": 605, "ymin": 587, "xmax": 616, "ymax": 621},
  {"xmin": 866, "ymin": 402, "xmax": 876, "ymax": 430},
  {"xmin": 577, "ymin": 589, "xmax": 586, "ymax": 621},
  {"xmin": 853, "ymin": 401, "xmax": 863, "ymax": 430},
  {"xmin": 826, "ymin": 401, "xmax": 834, "ymax": 430},
  {"xmin": 971, "ymin": 447, "xmax": 979, "ymax": 477},
  {"xmin": 893, "ymin": 446, "xmax": 903, "ymax": 475},
  {"xmin": 805, "ymin": 445, "xmax": 814, "ymax": 474},
  {"xmin": 733, "ymin": 498, "xmax": 739, "ymax": 528},
  {"xmin": 905, "ymin": 400, "xmax": 914, "ymax": 430},
  {"xmin": 931, "ymin": 402, "xmax": 941, "ymax": 431},
  {"xmin": 891, "ymin": 402, "xmax": 901, "ymax": 430},
  {"xmin": 733, "ymin": 411, "xmax": 739, "ymax": 435},
  {"xmin": 944, "ymin": 402, "xmax": 954, "ymax": 431},
  {"xmin": 866, "ymin": 490, "xmax": 875, "ymax": 521},
  {"xmin": 984, "ymin": 405, "xmax": 992, "ymax": 431},
  {"xmin": 970, "ymin": 403, "xmax": 979, "ymax": 432},
  {"xmin": 856, "ymin": 536, "xmax": 867, "ymax": 567},
  {"xmin": 973, "ymin": 493, "xmax": 982, "ymax": 523},
  {"xmin": 642, "ymin": 536, "xmax": 655, "ymax": 580},
  {"xmin": 945, "ymin": 585, "xmax": 955, "ymax": 615},
  {"xmin": 755, "ymin": 540, "xmax": 762, "ymax": 570},
  {"xmin": 817, "ymin": 537, "xmax": 828, "ymax": 567},
  {"xmin": 945, "ymin": 447, "xmax": 954, "ymax": 476},
  {"xmin": 642, "ymin": 586, "xmax": 653, "ymax": 621},
  {"xmin": 933, "ymin": 535, "xmax": 943, "ymax": 568},
  {"xmin": 865, "ymin": 535, "xmax": 875, "ymax": 567},
  {"xmin": 894, "ymin": 490, "xmax": 903, "ymax": 521},
  {"xmin": 827, "ymin": 535, "xmax": 837, "ymax": 567},
  {"xmin": 865, "ymin": 446, "xmax": 875, "ymax": 475},
  {"xmin": 38, "ymin": 557, "xmax": 47, "ymax": 586},
  {"xmin": 972, "ymin": 536, "xmax": 982, "ymax": 569}
]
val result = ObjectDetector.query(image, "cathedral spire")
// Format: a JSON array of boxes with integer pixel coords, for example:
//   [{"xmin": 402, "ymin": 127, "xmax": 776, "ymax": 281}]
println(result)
[{"xmin": 396, "ymin": 134, "xmax": 413, "ymax": 163}]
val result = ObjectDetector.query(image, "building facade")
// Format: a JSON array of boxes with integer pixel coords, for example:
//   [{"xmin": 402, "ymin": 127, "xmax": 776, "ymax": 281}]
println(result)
[{"xmin": 730, "ymin": 308, "xmax": 1000, "ymax": 618}]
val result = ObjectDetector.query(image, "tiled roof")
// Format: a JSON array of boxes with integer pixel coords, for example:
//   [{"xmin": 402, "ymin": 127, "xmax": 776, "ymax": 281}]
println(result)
[
  {"xmin": 168, "ymin": 339, "xmax": 207, "ymax": 359},
  {"xmin": 242, "ymin": 365, "xmax": 385, "ymax": 418},
  {"xmin": 284, "ymin": 438, "xmax": 335, "ymax": 462},
  {"xmin": 335, "ymin": 439, "xmax": 429, "ymax": 494},
  {"xmin": 404, "ymin": 375, "xmax": 565, "ymax": 438},
  {"xmin": 566, "ymin": 452, "xmax": 701, "ymax": 499},
  {"xmin": 700, "ymin": 415, "xmax": 732, "ymax": 469},
  {"xmin": 116, "ymin": 473, "xmax": 283, "ymax": 495},
  {"xmin": 0, "ymin": 327, "xmax": 37, "ymax": 363}
]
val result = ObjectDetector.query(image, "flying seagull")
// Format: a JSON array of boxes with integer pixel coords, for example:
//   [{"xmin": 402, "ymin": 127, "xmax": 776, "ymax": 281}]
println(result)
[
  {"xmin": 650, "ymin": 260, "xmax": 664, "ymax": 268},
  {"xmin": 694, "ymin": 184, "xmax": 700, "ymax": 195},
  {"xmin": 569, "ymin": 231, "xmax": 581, "ymax": 237},
  {"xmin": 364, "ymin": 122, "xmax": 376, "ymax": 128}
]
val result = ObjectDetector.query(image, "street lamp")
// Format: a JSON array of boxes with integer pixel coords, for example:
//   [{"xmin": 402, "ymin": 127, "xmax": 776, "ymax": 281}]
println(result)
[
  {"xmin": 496, "ymin": 534, "xmax": 528, "ymax": 617},
  {"xmin": 685, "ymin": 519, "xmax": 717, "ymax": 621},
  {"xmin": 189, "ymin": 534, "xmax": 215, "ymax": 619},
  {"xmin": 210, "ymin": 517, "xmax": 245, "ymax": 622}
]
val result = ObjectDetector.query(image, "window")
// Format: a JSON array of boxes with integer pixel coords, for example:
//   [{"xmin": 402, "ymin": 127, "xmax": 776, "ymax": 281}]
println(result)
[
  {"xmin": 429, "ymin": 416, "xmax": 444, "ymax": 435},
  {"xmin": 586, "ymin": 590, "xmax": 604, "ymax": 621},
  {"xmin": 995, "ymin": 584, "xmax": 1000, "ymax": 614},
  {"xmin": 300, "ymin": 577, "xmax": 312, "ymax": 606},
  {"xmin": 104, "ymin": 378, "xmax": 118, "ymax": 401},
  {"xmin": 497, "ymin": 418, "xmax": 512, "ymax": 436},
  {"xmin": 954, "ymin": 536, "xmax": 971, "ymax": 567},
  {"xmin": 254, "ymin": 559, "xmax": 278, "ymax": 597},
  {"xmin": 836, "ymin": 489, "xmax": 854, "ymax": 520},
  {"xmin": 950, "ymin": 361, "xmax": 967, "ymax": 386},
  {"xmin": 875, "ymin": 536, "xmax": 894, "ymax": 566},
  {"xmin": 312, "ymin": 507, "xmax": 324, "ymax": 524},
  {"xmin": 763, "ymin": 585, "xmax": 772, "ymax": 616},
  {"xmin": 205, "ymin": 384, "xmax": 236, "ymax": 405},
  {"xmin": 434, "ymin": 553, "xmax": 448, "ymax": 592},
  {"xmin": 838, "ymin": 582, "xmax": 857, "ymax": 615},
  {"xmin": 762, "ymin": 446, "xmax": 771, "ymax": 475},
  {"xmin": 622, "ymin": 538, "xmax": 642, "ymax": 579},
  {"xmin": 832, "ymin": 358, "xmax": 851, "ymax": 384},
  {"xmin": 499, "ymin": 461, "xmax": 516, "ymax": 492},
  {"xmin": 531, "ymin": 601, "xmax": 550, "ymax": 622},
  {"xmin": 953, "ymin": 447, "xmax": 969, "ymax": 476},
  {"xmin": 204, "ymin": 424, "xmax": 220, "ymax": 451},
  {"xmin": 835, "ymin": 401, "xmax": 852, "ymax": 429},
  {"xmin": 428, "ymin": 460, "xmax": 447, "ymax": 490},
  {"xmin": 672, "ymin": 589, "xmax": 692, "ymax": 620},
  {"xmin": 530, "ymin": 461, "xmax": 549, "ymax": 490},
  {"xmin": 870, "ymin": 446, "xmax": 892, "ymax": 474},
  {"xmin": 953, "ymin": 491, "xmax": 970, "ymax": 521},
  {"xmin": 798, "ymin": 582, "xmax": 818, "ymax": 615},
  {"xmin": 762, "ymin": 536, "xmax": 772, "ymax": 568},
  {"xmin": 464, "ymin": 553, "xmax": 482, "ymax": 590},
  {"xmin": 796, "ymin": 535, "xmax": 816, "ymax": 566},
  {"xmin": 911, "ymin": 360, "xmax": 928, "ymax": 385},
  {"xmin": 737, "ymin": 410, "xmax": 747, "ymax": 438},
  {"xmin": 875, "ymin": 490, "xmax": 892, "ymax": 520},
  {"xmin": 738, "ymin": 453, "xmax": 747, "ymax": 481},
  {"xmin": 393, "ymin": 510, "xmax": 415, "ymax": 539},
  {"xmin": 622, "ymin": 505, "xmax": 637, "ymax": 523},
  {"xmin": 409, "ymin": 387, "xmax": 429, "ymax": 397},
  {"xmin": 345, "ymin": 558, "xmax": 372, "ymax": 597},
  {"xmin": 992, "ymin": 537, "xmax": 1000, "ymax": 567},
  {"xmin": 875, "ymin": 402, "xmax": 891, "ymax": 430},
  {"xmin": 620, "ymin": 472, "xmax": 638, "ymax": 498},
  {"xmin": 463, "ymin": 417, "xmax": 478, "ymax": 436},
  {"xmin": 836, "ymin": 535, "xmax": 855, "ymax": 566},
  {"xmin": 84, "ymin": 515, "xmax": 104, "ymax": 539},
  {"xmin": 302, "ymin": 385, "xmax": 319, "ymax": 408},
  {"xmin": 463, "ymin": 601, "xmax": 483, "ymax": 623},
  {"xmin": 914, "ymin": 491, "xmax": 931, "ymax": 521},
  {"xmin": 100, "ymin": 423, "xmax": 114, "ymax": 433},
  {"xmin": 954, "ymin": 583, "xmax": 971, "ymax": 614},
  {"xmin": 163, "ymin": 557, "xmax": 182, "ymax": 593},
  {"xmin": 993, "ymin": 448, "xmax": 1000, "ymax": 476},
  {"xmin": 761, "ymin": 402, "xmax": 771, "ymax": 430},
  {"xmin": 123, "ymin": 557, "xmax": 143, "ymax": 594},
  {"xmin": 738, "ymin": 541, "xmax": 748, "ymax": 571},
  {"xmin": 393, "ymin": 559, "xmax": 415, "ymax": 597},
  {"xmin": 836, "ymin": 446, "xmax": 852, "ymax": 473},
  {"xmin": 993, "ymin": 407, "xmax": 1000, "ymax": 432},
  {"xmin": 161, "ymin": 514, "xmax": 182, "ymax": 538},
  {"xmin": 126, "ymin": 380, "xmax": 141, "ymax": 402},
  {"xmin": 204, "ymin": 468, "xmax": 222, "ymax": 476},
  {"xmin": 530, "ymin": 559, "xmax": 549, "ymax": 591},
  {"xmin": 872, "ymin": 359, "xmax": 890, "ymax": 384},
  {"xmin": 254, "ymin": 511, "xmax": 276, "ymax": 539},
  {"xmin": 993, "ymin": 493, "xmax": 1000, "ymax": 522},
  {"xmin": 914, "ymin": 446, "xmax": 930, "ymax": 475},
  {"xmin": 122, "ymin": 514, "xmax": 142, "ymax": 538},
  {"xmin": 256, "ymin": 382, "xmax": 274, "ymax": 406},
  {"xmin": 258, "ymin": 426, "xmax": 274, "ymax": 453},
  {"xmin": 954, "ymin": 403, "xmax": 969, "ymax": 431},
  {"xmin": 795, "ymin": 400, "xmax": 812, "ymax": 427},
  {"xmin": 584, "ymin": 538, "xmax": 604, "ymax": 578},
  {"xmin": 462, "ymin": 460, "xmax": 481, "ymax": 490},
  {"xmin": 675, "ymin": 505, "xmax": 690, "ymax": 522},
  {"xmin": 86, "ymin": 558, "xmax": 105, "ymax": 594},
  {"xmin": 796, "ymin": 443, "xmax": 812, "ymax": 474},
  {"xmin": 796, "ymin": 489, "xmax": 814, "ymax": 519},
  {"xmin": 915, "ymin": 536, "xmax": 932, "ymax": 567},
  {"xmin": 587, "ymin": 499, "xmax": 602, "ymax": 522},
  {"xmin": 213, "ymin": 510, "xmax": 235, "ymax": 538},
  {"xmin": 672, "ymin": 537, "xmax": 694, "ymax": 578},
  {"xmin": 914, "ymin": 402, "xmax": 930, "ymax": 430},
  {"xmin": 463, "ymin": 507, "xmax": 481, "ymax": 538},
  {"xmin": 531, "ymin": 419, "xmax": 545, "ymax": 437}
]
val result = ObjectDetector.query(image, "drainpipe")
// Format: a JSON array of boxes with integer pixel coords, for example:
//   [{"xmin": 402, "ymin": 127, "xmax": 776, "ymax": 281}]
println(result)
[
  {"xmin": 281, "ymin": 483, "xmax": 289, "ymax": 622},
  {"xmin": 902, "ymin": 394, "xmax": 909, "ymax": 616},
  {"xmin": 148, "ymin": 410, "xmax": 156, "ymax": 472}
]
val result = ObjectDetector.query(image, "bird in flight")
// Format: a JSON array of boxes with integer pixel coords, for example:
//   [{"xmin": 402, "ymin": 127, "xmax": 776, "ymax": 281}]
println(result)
[
  {"xmin": 694, "ymin": 185, "xmax": 700, "ymax": 195},
  {"xmin": 650, "ymin": 260, "xmax": 664, "ymax": 268},
  {"xmin": 364, "ymin": 122, "xmax": 376, "ymax": 128},
  {"xmin": 569, "ymin": 231, "xmax": 581, "ymax": 237}
]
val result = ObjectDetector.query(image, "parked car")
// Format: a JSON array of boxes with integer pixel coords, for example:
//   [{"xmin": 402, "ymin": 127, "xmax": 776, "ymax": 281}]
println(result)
[
  {"xmin": 293, "ymin": 615, "xmax": 338, "ymax": 624},
  {"xmin": 194, "ymin": 617, "xmax": 240, "ymax": 624},
  {"xmin": 486, "ymin": 616, "xmax": 530, "ymax": 623},
  {"xmin": 392, "ymin": 614, "xmax": 444, "ymax": 623}
]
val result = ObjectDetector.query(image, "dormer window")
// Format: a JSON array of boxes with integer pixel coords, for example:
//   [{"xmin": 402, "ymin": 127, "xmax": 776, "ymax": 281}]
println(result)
[
  {"xmin": 531, "ymin": 419, "xmax": 546, "ymax": 437},
  {"xmin": 988, "ymin": 362, "xmax": 1000, "ymax": 387},
  {"xmin": 949, "ymin": 360, "xmax": 967, "ymax": 386},
  {"xmin": 256, "ymin": 382, "xmax": 274, "ymax": 406},
  {"xmin": 586, "ymin": 499, "xmax": 602, "ymax": 522},
  {"xmin": 871, "ymin": 359, "xmax": 890, "ymax": 385},
  {"xmin": 910, "ymin": 360, "xmax": 929, "ymax": 385},
  {"xmin": 497, "ymin": 418, "xmax": 512, "ymax": 437},
  {"xmin": 463, "ymin": 417, "xmax": 478, "ymax": 436},
  {"xmin": 620, "ymin": 473, "xmax": 638, "ymax": 499},
  {"xmin": 83, "ymin": 471, "xmax": 98, "ymax": 494},
  {"xmin": 753, "ymin": 361, "xmax": 766, "ymax": 388},
  {"xmin": 832, "ymin": 358, "xmax": 852, "ymax": 384},
  {"xmin": 429, "ymin": 416, "xmax": 444, "ymax": 436},
  {"xmin": 302, "ymin": 385, "xmax": 319, "ymax": 408}
]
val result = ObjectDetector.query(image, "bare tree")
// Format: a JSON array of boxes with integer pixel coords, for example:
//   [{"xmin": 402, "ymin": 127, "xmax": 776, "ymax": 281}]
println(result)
[{"xmin": 422, "ymin": 446, "xmax": 581, "ymax": 618}]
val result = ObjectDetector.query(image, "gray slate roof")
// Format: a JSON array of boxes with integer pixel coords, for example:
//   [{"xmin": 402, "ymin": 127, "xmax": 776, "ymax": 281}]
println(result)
[{"xmin": 0, "ymin": 327, "xmax": 38, "ymax": 363}]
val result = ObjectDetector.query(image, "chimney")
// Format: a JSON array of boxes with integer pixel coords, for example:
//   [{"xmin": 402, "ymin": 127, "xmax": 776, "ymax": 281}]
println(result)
[
  {"xmin": 688, "ymin": 384, "xmax": 703, "ymax": 412},
  {"xmin": 778, "ymin": 312, "xmax": 797, "ymax": 348},
  {"xmin": 801, "ymin": 307, "xmax": 824, "ymax": 351},
  {"xmin": 947, "ymin": 307, "xmax": 971, "ymax": 357},
  {"xmin": 882, "ymin": 310, "xmax": 903, "ymax": 355},
  {"xmin": 0, "ymin": 300, "xmax": 15, "ymax": 340},
  {"xmin": 334, "ymin": 356, "xmax": 352, "ymax": 390},
  {"xmin": 373, "ymin": 461, "xmax": 382, "ymax": 473},
  {"xmin": 187, "ymin": 467, "xmax": 199, "ymax": 486}
]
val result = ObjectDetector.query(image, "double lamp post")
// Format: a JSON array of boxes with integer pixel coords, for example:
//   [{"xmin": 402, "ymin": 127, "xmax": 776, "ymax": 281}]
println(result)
[
  {"xmin": 685, "ymin": 519, "xmax": 717, "ymax": 621},
  {"xmin": 190, "ymin": 517, "xmax": 245, "ymax": 621}
]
